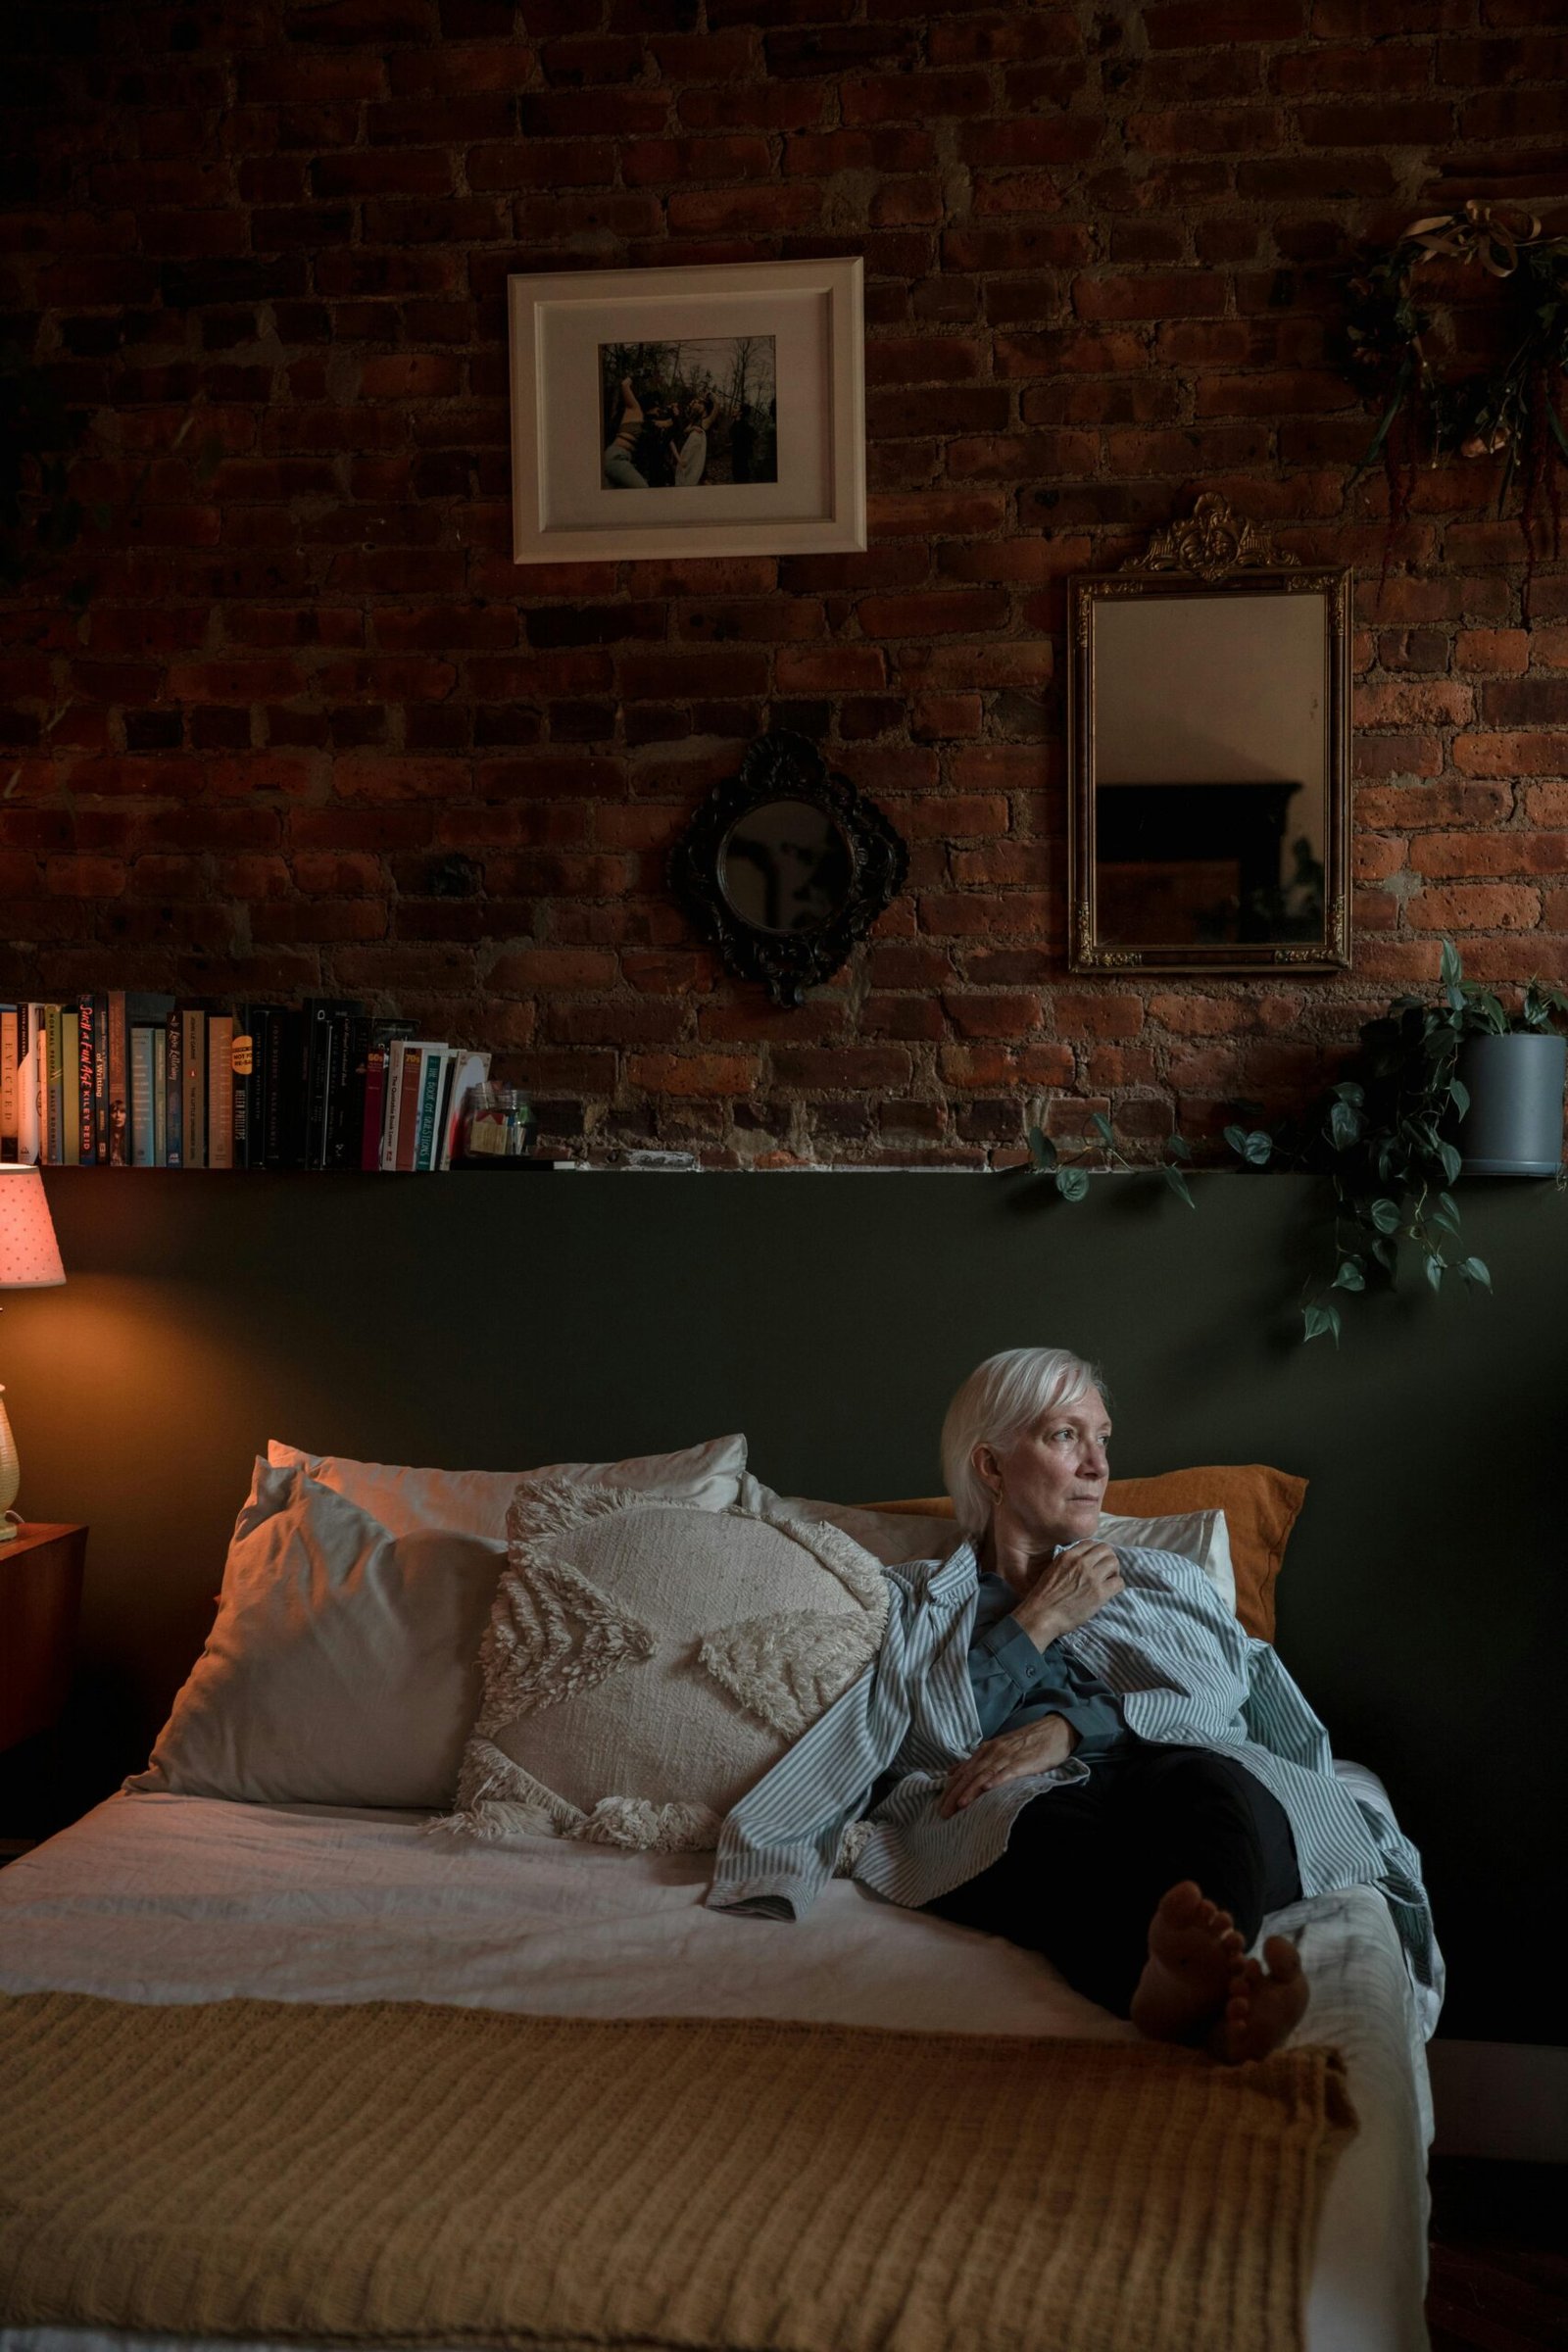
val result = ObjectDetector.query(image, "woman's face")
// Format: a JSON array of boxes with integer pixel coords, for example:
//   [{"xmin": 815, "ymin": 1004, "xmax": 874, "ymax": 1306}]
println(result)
[{"xmin": 974, "ymin": 1389, "xmax": 1111, "ymax": 1549}]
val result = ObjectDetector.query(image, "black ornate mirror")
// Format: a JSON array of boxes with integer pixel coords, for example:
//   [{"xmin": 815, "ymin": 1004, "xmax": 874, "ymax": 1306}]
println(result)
[{"xmin": 670, "ymin": 732, "xmax": 907, "ymax": 1006}]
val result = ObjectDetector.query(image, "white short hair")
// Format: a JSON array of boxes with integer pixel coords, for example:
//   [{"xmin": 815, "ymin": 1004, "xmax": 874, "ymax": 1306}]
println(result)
[{"xmin": 940, "ymin": 1347, "xmax": 1107, "ymax": 1536}]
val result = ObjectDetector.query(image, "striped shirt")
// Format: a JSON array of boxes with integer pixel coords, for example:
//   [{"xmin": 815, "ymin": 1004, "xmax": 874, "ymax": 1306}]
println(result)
[{"xmin": 709, "ymin": 1539, "xmax": 1437, "ymax": 1996}]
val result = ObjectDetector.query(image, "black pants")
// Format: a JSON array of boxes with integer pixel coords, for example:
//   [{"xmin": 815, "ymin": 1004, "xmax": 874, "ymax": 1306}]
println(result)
[{"xmin": 923, "ymin": 1745, "xmax": 1302, "ymax": 2020}]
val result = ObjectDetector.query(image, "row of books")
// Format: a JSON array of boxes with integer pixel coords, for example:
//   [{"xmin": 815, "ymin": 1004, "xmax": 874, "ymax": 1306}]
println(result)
[{"xmin": 0, "ymin": 998, "xmax": 491, "ymax": 1173}]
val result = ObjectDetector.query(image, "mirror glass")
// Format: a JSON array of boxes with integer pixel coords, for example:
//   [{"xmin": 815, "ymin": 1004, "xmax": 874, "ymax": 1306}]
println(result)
[
  {"xmin": 1093, "ymin": 592, "xmax": 1328, "ymax": 951},
  {"xmin": 717, "ymin": 799, "xmax": 854, "ymax": 935}
]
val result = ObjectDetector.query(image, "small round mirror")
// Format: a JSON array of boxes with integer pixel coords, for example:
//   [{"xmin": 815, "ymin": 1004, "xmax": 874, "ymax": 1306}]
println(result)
[{"xmin": 717, "ymin": 799, "xmax": 855, "ymax": 935}]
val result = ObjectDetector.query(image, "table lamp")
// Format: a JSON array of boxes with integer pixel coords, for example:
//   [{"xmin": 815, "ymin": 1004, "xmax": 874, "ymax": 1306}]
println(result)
[{"xmin": 0, "ymin": 1164, "xmax": 66, "ymax": 1542}]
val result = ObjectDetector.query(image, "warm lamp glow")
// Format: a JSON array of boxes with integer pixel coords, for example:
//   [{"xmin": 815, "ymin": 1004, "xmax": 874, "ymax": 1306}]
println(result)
[
  {"xmin": 0, "ymin": 1165, "xmax": 66, "ymax": 1289},
  {"xmin": 0, "ymin": 1166, "xmax": 65, "ymax": 1540}
]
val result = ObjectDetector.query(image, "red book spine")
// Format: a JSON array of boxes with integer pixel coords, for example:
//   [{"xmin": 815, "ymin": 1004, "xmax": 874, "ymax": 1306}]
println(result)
[{"xmin": 360, "ymin": 1047, "xmax": 386, "ymax": 1172}]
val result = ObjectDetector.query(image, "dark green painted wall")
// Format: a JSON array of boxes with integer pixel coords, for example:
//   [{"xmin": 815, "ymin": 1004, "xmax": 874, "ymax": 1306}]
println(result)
[{"xmin": 3, "ymin": 1167, "xmax": 1562, "ymax": 2042}]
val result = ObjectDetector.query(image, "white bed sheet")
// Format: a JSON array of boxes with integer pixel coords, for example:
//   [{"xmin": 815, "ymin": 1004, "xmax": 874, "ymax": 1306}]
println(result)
[{"xmin": 0, "ymin": 1789, "xmax": 1434, "ymax": 2352}]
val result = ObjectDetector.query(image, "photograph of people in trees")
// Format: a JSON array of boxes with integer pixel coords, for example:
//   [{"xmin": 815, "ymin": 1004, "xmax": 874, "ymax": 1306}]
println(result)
[{"xmin": 599, "ymin": 336, "xmax": 778, "ymax": 490}]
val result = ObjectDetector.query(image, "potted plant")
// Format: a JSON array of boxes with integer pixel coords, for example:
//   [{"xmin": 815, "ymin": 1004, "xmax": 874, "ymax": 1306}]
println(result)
[
  {"xmin": 1451, "ymin": 974, "xmax": 1568, "ymax": 1175},
  {"xmin": 1226, "ymin": 942, "xmax": 1567, "ymax": 1343}
]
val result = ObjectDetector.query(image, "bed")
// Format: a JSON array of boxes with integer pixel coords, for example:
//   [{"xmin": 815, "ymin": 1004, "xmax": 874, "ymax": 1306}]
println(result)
[
  {"xmin": 0, "ymin": 1437, "xmax": 1440, "ymax": 2351},
  {"xmin": 0, "ymin": 1767, "xmax": 1435, "ymax": 2352}
]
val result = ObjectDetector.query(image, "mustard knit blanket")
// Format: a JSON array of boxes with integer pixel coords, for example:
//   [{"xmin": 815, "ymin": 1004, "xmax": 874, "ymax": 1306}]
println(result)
[{"xmin": 0, "ymin": 1991, "xmax": 1355, "ymax": 2352}]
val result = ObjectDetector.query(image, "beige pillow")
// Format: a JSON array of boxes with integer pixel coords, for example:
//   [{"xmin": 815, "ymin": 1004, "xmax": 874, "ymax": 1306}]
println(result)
[
  {"xmin": 438, "ymin": 1480, "xmax": 889, "ymax": 1853},
  {"xmin": 754, "ymin": 1483, "xmax": 1237, "ymax": 1617},
  {"xmin": 266, "ymin": 1432, "xmax": 748, "ymax": 1543},
  {"xmin": 128, "ymin": 1463, "xmax": 505, "ymax": 1808}
]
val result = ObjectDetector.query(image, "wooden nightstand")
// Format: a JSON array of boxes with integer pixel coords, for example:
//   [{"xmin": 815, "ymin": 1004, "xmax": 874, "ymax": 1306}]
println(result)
[{"xmin": 0, "ymin": 1521, "xmax": 87, "ymax": 1758}]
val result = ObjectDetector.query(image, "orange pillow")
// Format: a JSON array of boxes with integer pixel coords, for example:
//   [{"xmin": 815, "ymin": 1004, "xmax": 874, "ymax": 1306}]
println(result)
[{"xmin": 862, "ymin": 1467, "xmax": 1306, "ymax": 1642}]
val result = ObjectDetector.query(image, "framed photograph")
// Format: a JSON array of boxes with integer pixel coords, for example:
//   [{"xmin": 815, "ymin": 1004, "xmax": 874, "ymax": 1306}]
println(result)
[{"xmin": 508, "ymin": 258, "xmax": 865, "ymax": 565}]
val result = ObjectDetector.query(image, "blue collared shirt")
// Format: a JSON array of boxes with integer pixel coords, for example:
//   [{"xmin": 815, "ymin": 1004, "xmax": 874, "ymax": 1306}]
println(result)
[
  {"xmin": 970, "ymin": 1570, "xmax": 1127, "ymax": 1757},
  {"xmin": 708, "ymin": 1539, "xmax": 1438, "ymax": 2002}
]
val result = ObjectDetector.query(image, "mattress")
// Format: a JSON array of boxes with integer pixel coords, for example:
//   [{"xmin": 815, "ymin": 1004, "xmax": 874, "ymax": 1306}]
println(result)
[{"xmin": 0, "ymin": 1785, "xmax": 1436, "ymax": 2352}]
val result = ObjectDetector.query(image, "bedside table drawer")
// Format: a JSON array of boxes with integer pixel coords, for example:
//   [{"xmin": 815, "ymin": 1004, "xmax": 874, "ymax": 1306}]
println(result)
[{"xmin": 0, "ymin": 1522, "xmax": 87, "ymax": 1753}]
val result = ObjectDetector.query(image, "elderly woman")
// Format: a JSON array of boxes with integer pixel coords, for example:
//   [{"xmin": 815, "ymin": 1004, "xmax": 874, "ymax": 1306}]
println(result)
[
  {"xmin": 922, "ymin": 1347, "xmax": 1306, "ymax": 2060},
  {"xmin": 712, "ymin": 1347, "xmax": 1436, "ymax": 2067}
]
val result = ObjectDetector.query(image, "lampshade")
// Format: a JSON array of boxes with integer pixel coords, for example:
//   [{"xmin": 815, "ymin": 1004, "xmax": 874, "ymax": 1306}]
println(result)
[{"xmin": 0, "ymin": 1166, "xmax": 66, "ymax": 1288}]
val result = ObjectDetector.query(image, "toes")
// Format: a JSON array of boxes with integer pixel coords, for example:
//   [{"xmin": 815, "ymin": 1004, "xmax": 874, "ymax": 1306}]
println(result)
[{"xmin": 1262, "ymin": 1936, "xmax": 1301, "ymax": 1984}]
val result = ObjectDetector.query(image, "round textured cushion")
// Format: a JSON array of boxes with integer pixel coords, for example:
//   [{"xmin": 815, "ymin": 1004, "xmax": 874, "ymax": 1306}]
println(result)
[{"xmin": 440, "ymin": 1480, "xmax": 889, "ymax": 1852}]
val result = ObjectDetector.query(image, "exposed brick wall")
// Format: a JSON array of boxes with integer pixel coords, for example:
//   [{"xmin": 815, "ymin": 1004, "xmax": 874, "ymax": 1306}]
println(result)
[{"xmin": 2, "ymin": 0, "xmax": 1565, "ymax": 1164}]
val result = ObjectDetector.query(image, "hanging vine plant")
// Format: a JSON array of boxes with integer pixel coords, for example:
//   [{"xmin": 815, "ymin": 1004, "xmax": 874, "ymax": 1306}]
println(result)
[{"xmin": 1341, "ymin": 200, "xmax": 1568, "ymax": 603}]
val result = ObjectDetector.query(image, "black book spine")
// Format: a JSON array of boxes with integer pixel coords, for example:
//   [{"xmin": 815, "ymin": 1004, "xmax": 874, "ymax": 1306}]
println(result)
[
  {"xmin": 262, "ymin": 1009, "xmax": 285, "ymax": 1169},
  {"xmin": 165, "ymin": 1006, "xmax": 182, "ymax": 1168},
  {"xmin": 232, "ymin": 1007, "xmax": 253, "ymax": 1168},
  {"xmin": 277, "ymin": 1008, "xmax": 309, "ymax": 1169},
  {"xmin": 326, "ymin": 1010, "xmax": 358, "ymax": 1170},
  {"xmin": 305, "ymin": 1003, "xmax": 333, "ymax": 1170}
]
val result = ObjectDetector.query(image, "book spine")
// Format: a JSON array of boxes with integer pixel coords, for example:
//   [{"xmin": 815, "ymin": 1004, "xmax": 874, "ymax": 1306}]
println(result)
[
  {"xmin": 165, "ymin": 1008, "xmax": 183, "ymax": 1168},
  {"xmin": 44, "ymin": 1004, "xmax": 64, "ymax": 1164},
  {"xmin": 263, "ymin": 1011, "xmax": 285, "ymax": 1168},
  {"xmin": 153, "ymin": 1046, "xmax": 167, "ymax": 1166},
  {"xmin": 62, "ymin": 1011, "xmax": 80, "ymax": 1164},
  {"xmin": 429, "ymin": 1047, "xmax": 458, "ymax": 1172},
  {"xmin": 130, "ymin": 1027, "xmax": 157, "ymax": 1166},
  {"xmin": 394, "ymin": 1043, "xmax": 425, "ymax": 1172},
  {"xmin": 415, "ymin": 1048, "xmax": 446, "ymax": 1172},
  {"xmin": 20, "ymin": 1004, "xmax": 43, "ymax": 1165},
  {"xmin": 92, "ymin": 990, "xmax": 110, "ymax": 1163},
  {"xmin": 208, "ymin": 1015, "xmax": 234, "ymax": 1170},
  {"xmin": 181, "ymin": 1009, "xmax": 205, "ymax": 1169},
  {"xmin": 440, "ymin": 1050, "xmax": 491, "ymax": 1171},
  {"xmin": 305, "ymin": 1003, "xmax": 333, "ymax": 1170},
  {"xmin": 380, "ymin": 1043, "xmax": 406, "ymax": 1172},
  {"xmin": 106, "ymin": 989, "xmax": 128, "ymax": 1165},
  {"xmin": 326, "ymin": 1008, "xmax": 359, "ymax": 1169},
  {"xmin": 0, "ymin": 1007, "xmax": 17, "ymax": 1162},
  {"xmin": 278, "ymin": 1008, "xmax": 309, "ymax": 1169},
  {"xmin": 76, "ymin": 996, "xmax": 97, "ymax": 1165},
  {"xmin": 231, "ymin": 1015, "xmax": 254, "ymax": 1167},
  {"xmin": 360, "ymin": 1046, "xmax": 387, "ymax": 1172}
]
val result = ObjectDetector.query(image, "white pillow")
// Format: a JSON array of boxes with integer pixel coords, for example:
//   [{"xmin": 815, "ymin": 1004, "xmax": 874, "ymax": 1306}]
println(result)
[
  {"xmin": 127, "ymin": 1464, "xmax": 506, "ymax": 1808},
  {"xmin": 266, "ymin": 1432, "xmax": 748, "ymax": 1543},
  {"xmin": 752, "ymin": 1483, "xmax": 1236, "ymax": 1616},
  {"xmin": 437, "ymin": 1480, "xmax": 889, "ymax": 1854},
  {"xmin": 1098, "ymin": 1506, "xmax": 1235, "ymax": 1616}
]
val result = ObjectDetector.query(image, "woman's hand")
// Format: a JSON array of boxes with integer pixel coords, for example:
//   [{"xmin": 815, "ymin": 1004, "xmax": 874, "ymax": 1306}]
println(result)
[
  {"xmin": 1013, "ymin": 1540, "xmax": 1123, "ymax": 1649},
  {"xmin": 939, "ymin": 1715, "xmax": 1076, "ymax": 1818}
]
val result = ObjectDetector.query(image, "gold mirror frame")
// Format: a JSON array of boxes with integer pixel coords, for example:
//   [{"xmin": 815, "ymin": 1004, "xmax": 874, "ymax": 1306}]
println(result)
[{"xmin": 1067, "ymin": 494, "xmax": 1351, "ymax": 975}]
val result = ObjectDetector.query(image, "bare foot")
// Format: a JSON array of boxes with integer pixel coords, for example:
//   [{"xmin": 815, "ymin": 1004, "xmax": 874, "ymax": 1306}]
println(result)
[
  {"xmin": 1129, "ymin": 1881, "xmax": 1246, "ymax": 2046},
  {"xmin": 1212, "ymin": 1936, "xmax": 1309, "ymax": 2065}
]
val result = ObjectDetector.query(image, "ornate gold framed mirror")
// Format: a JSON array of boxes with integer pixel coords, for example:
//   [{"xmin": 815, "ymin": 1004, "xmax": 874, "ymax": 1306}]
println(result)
[{"xmin": 1067, "ymin": 495, "xmax": 1351, "ymax": 975}]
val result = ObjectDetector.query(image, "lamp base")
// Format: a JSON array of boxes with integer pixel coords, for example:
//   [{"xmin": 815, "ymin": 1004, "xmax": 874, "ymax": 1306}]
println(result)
[{"xmin": 0, "ymin": 1514, "xmax": 19, "ymax": 1544}]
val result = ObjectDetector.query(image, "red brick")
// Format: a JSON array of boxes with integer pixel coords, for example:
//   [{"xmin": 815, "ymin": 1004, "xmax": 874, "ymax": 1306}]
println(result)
[
  {"xmin": 1354, "ymin": 680, "xmax": 1474, "ymax": 727},
  {"xmin": 943, "ymin": 991, "xmax": 1046, "ymax": 1038},
  {"xmin": 1408, "ymin": 833, "xmax": 1568, "ymax": 879},
  {"xmin": 774, "ymin": 646, "xmax": 888, "ymax": 692},
  {"xmin": 358, "ymin": 354, "xmax": 463, "ymax": 398},
  {"xmin": 626, "ymin": 1053, "xmax": 758, "ymax": 1097},
  {"xmin": 857, "ymin": 592, "xmax": 1009, "ymax": 639},
  {"xmin": 1073, "ymin": 271, "xmax": 1227, "ymax": 321},
  {"xmin": 1054, "ymin": 993, "xmax": 1147, "ymax": 1039},
  {"xmin": 1453, "ymin": 732, "xmax": 1568, "ymax": 777},
  {"xmin": 938, "ymin": 1043, "xmax": 1075, "ymax": 1088},
  {"xmin": 1406, "ymin": 885, "xmax": 1543, "ymax": 932}
]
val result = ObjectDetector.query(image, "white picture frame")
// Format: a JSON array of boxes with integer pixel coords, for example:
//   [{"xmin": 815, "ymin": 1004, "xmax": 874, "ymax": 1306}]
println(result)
[{"xmin": 508, "ymin": 258, "xmax": 865, "ymax": 565}]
